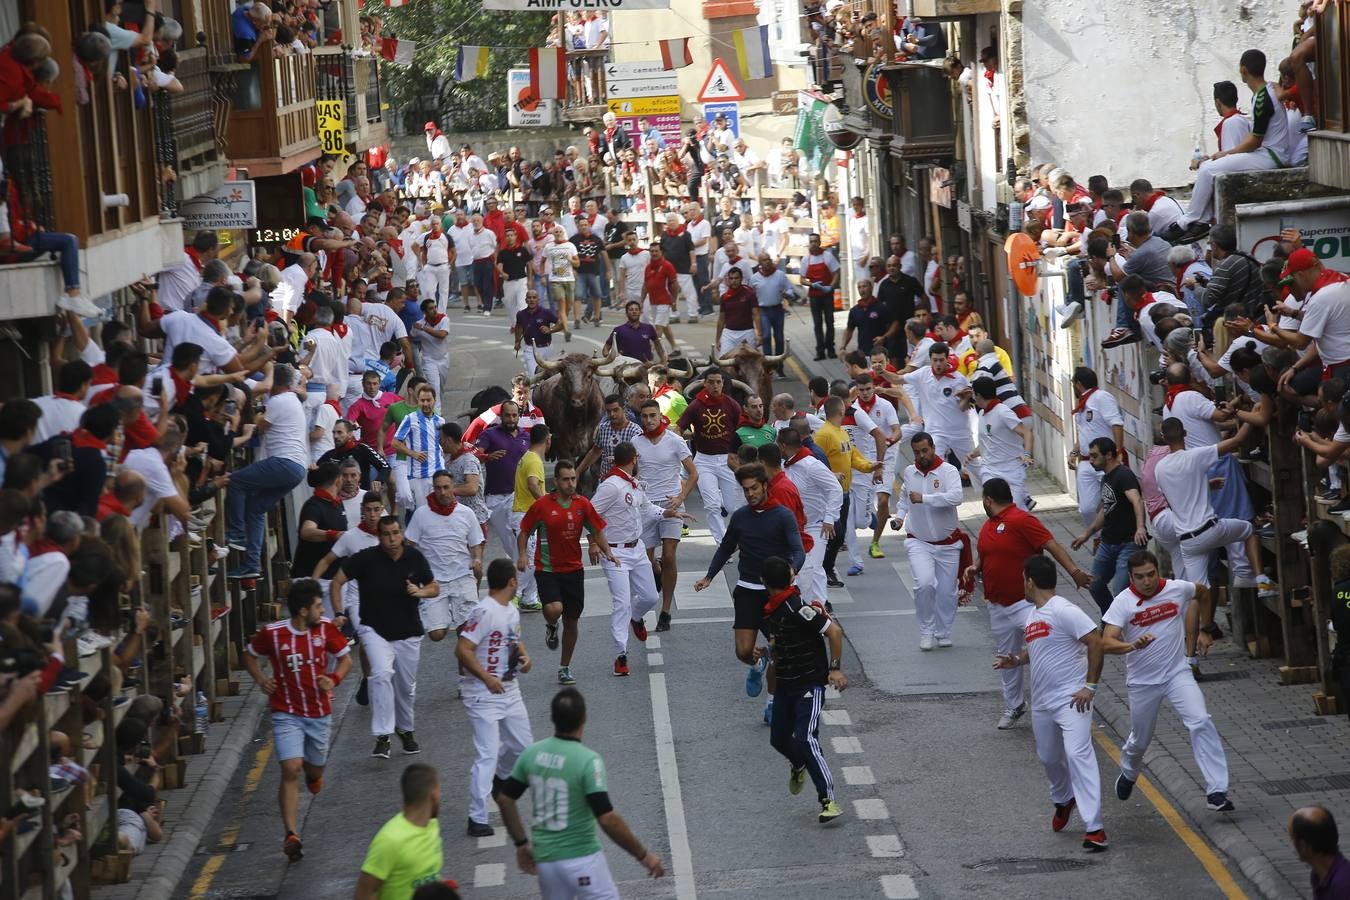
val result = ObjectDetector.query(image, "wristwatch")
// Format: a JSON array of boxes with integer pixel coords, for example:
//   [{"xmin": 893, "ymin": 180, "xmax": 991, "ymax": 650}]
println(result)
[{"xmin": 828, "ymin": 659, "xmax": 841, "ymax": 671}]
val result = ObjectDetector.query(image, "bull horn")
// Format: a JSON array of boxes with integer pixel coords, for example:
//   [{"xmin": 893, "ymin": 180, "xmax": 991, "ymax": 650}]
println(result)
[
  {"xmin": 684, "ymin": 379, "xmax": 704, "ymax": 399},
  {"xmin": 716, "ymin": 355, "xmax": 738, "ymax": 367},
  {"xmin": 730, "ymin": 379, "xmax": 754, "ymax": 396},
  {"xmin": 529, "ymin": 370, "xmax": 552, "ymax": 385},
  {"xmin": 619, "ymin": 364, "xmax": 643, "ymax": 382},
  {"xmin": 596, "ymin": 363, "xmax": 619, "ymax": 377},
  {"xmin": 763, "ymin": 339, "xmax": 790, "ymax": 365},
  {"xmin": 596, "ymin": 345, "xmax": 618, "ymax": 365},
  {"xmin": 536, "ymin": 354, "xmax": 564, "ymax": 374}
]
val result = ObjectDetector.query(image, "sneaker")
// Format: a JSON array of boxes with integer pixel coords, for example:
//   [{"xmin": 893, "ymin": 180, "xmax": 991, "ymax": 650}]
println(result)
[
  {"xmin": 305, "ymin": 775, "xmax": 324, "ymax": 795},
  {"xmin": 482, "ymin": 309, "xmax": 492, "ymax": 317},
  {"xmin": 613, "ymin": 655, "xmax": 629, "ymax": 677},
  {"xmin": 226, "ymin": 537, "xmax": 247, "ymax": 553},
  {"xmin": 918, "ymin": 634, "xmax": 934, "ymax": 651},
  {"xmin": 764, "ymin": 699, "xmax": 774, "ymax": 724},
  {"xmin": 655, "ymin": 611, "xmax": 672, "ymax": 633},
  {"xmin": 355, "ymin": 677, "xmax": 369, "ymax": 706},
  {"xmin": 680, "ymin": 525, "xmax": 690, "ymax": 537},
  {"xmin": 936, "ymin": 636, "xmax": 953, "ymax": 648},
  {"xmin": 818, "ymin": 799, "xmax": 844, "ymax": 824},
  {"xmin": 846, "ymin": 564, "xmax": 864, "ymax": 576},
  {"xmin": 57, "ymin": 295, "xmax": 103, "ymax": 318},
  {"xmin": 868, "ymin": 542, "xmax": 885, "ymax": 559},
  {"xmin": 1206, "ymin": 791, "xmax": 1235, "ymax": 812},
  {"xmin": 1026, "ymin": 498, "xmax": 1037, "ymax": 511},
  {"xmin": 371, "ymin": 735, "xmax": 391, "ymax": 759},
  {"xmin": 558, "ymin": 666, "xmax": 576, "ymax": 685},
  {"xmin": 1056, "ymin": 301, "xmax": 1085, "ymax": 327},
  {"xmin": 226, "ymin": 564, "xmax": 262, "ymax": 580},
  {"xmin": 545, "ymin": 621, "xmax": 560, "ymax": 650},
  {"xmin": 1100, "ymin": 328, "xmax": 1140, "ymax": 349},
  {"xmin": 824, "ymin": 600, "xmax": 834, "ymax": 614},
  {"xmin": 1052, "ymin": 798, "xmax": 1076, "ymax": 832},
  {"xmin": 283, "ymin": 832, "xmax": 303, "ymax": 862},
  {"xmin": 670, "ymin": 316, "xmax": 682, "ymax": 325},
  {"xmin": 789, "ymin": 765, "xmax": 807, "ymax": 796},
  {"xmin": 826, "ymin": 574, "xmax": 845, "ymax": 588},
  {"xmin": 1082, "ymin": 830, "xmax": 1109, "ymax": 852},
  {"xmin": 631, "ymin": 618, "xmax": 648, "ymax": 642},
  {"xmin": 746, "ymin": 656, "xmax": 766, "ymax": 697},
  {"xmin": 1115, "ymin": 773, "xmax": 1135, "ymax": 801},
  {"xmin": 996, "ymin": 702, "xmax": 1027, "ymax": 730},
  {"xmin": 396, "ymin": 730, "xmax": 420, "ymax": 754},
  {"xmin": 1175, "ymin": 221, "xmax": 1212, "ymax": 245},
  {"xmin": 77, "ymin": 633, "xmax": 113, "ymax": 657},
  {"xmin": 467, "ymin": 819, "xmax": 494, "ymax": 838},
  {"xmin": 518, "ymin": 598, "xmax": 543, "ymax": 612},
  {"xmin": 1255, "ymin": 574, "xmax": 1279, "ymax": 598}
]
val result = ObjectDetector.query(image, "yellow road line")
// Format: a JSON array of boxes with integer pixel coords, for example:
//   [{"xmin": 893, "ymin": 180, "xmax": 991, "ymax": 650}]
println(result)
[
  {"xmin": 1092, "ymin": 729, "xmax": 1247, "ymax": 899},
  {"xmin": 188, "ymin": 739, "xmax": 272, "ymax": 899},
  {"xmin": 785, "ymin": 354, "xmax": 810, "ymax": 385}
]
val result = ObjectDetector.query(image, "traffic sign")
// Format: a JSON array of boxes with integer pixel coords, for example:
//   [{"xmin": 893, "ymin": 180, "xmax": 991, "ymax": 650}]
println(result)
[
  {"xmin": 604, "ymin": 60, "xmax": 671, "ymax": 82},
  {"xmin": 608, "ymin": 76, "xmax": 679, "ymax": 98},
  {"xmin": 695, "ymin": 58, "xmax": 745, "ymax": 103},
  {"xmin": 702, "ymin": 102, "xmax": 740, "ymax": 138},
  {"xmin": 607, "ymin": 95, "xmax": 681, "ymax": 116}
]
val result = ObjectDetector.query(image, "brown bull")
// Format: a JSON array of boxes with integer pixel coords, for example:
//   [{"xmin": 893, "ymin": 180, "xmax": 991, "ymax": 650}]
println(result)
[
  {"xmin": 709, "ymin": 342, "xmax": 789, "ymax": 405},
  {"xmin": 530, "ymin": 349, "xmax": 616, "ymax": 464}
]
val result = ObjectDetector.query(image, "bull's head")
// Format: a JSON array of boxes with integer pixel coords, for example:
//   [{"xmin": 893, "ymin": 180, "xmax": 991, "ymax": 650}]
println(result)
[{"xmin": 538, "ymin": 348, "xmax": 617, "ymax": 409}]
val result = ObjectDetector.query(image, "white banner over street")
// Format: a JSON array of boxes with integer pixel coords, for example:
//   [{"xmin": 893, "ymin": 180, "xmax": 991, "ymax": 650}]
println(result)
[{"xmin": 482, "ymin": 0, "xmax": 669, "ymax": 8}]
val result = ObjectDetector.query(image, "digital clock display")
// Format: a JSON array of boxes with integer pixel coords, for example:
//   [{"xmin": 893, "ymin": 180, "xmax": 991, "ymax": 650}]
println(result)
[{"xmin": 251, "ymin": 227, "xmax": 301, "ymax": 243}]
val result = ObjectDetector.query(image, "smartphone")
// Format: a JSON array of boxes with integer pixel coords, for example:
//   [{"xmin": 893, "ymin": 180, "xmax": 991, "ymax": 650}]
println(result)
[
  {"xmin": 151, "ymin": 376, "xmax": 163, "ymax": 396},
  {"xmin": 50, "ymin": 435, "xmax": 73, "ymax": 471}
]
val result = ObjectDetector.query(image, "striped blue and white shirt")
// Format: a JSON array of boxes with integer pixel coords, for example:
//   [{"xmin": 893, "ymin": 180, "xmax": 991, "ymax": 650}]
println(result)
[{"xmin": 394, "ymin": 410, "xmax": 446, "ymax": 480}]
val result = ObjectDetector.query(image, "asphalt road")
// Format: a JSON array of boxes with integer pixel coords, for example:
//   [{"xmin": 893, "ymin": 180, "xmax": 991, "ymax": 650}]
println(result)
[{"xmin": 176, "ymin": 306, "xmax": 1256, "ymax": 899}]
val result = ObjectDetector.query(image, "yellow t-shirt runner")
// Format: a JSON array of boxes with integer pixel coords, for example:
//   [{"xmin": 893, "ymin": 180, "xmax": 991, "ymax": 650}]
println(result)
[
  {"xmin": 513, "ymin": 449, "xmax": 546, "ymax": 513},
  {"xmin": 359, "ymin": 813, "xmax": 443, "ymax": 900},
  {"xmin": 813, "ymin": 421, "xmax": 874, "ymax": 492}
]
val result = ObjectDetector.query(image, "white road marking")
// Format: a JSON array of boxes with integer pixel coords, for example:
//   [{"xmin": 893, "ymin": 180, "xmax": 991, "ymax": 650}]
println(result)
[
  {"xmin": 649, "ymin": 673, "xmax": 697, "ymax": 899},
  {"xmin": 821, "ymin": 709, "xmax": 851, "ymax": 726},
  {"xmin": 824, "ymin": 685, "xmax": 841, "ymax": 700},
  {"xmin": 842, "ymin": 765, "xmax": 875, "ymax": 785},
  {"xmin": 866, "ymin": 835, "xmax": 905, "ymax": 858},
  {"xmin": 648, "ymin": 652, "xmax": 664, "ymax": 666},
  {"xmin": 473, "ymin": 863, "xmax": 506, "ymax": 887},
  {"xmin": 645, "ymin": 636, "xmax": 661, "ymax": 650},
  {"xmin": 880, "ymin": 873, "xmax": 919, "ymax": 898},
  {"xmin": 831, "ymin": 736, "xmax": 863, "ymax": 754},
  {"xmin": 477, "ymin": 830, "xmax": 507, "ymax": 848},
  {"xmin": 854, "ymin": 798, "xmax": 890, "ymax": 819}
]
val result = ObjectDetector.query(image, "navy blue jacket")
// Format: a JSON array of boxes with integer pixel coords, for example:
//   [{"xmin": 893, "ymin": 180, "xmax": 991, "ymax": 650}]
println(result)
[{"xmin": 705, "ymin": 502, "xmax": 805, "ymax": 588}]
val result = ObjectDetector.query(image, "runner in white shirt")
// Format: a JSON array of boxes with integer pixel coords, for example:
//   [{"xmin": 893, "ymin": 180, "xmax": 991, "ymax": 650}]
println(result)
[
  {"xmin": 846, "ymin": 197, "xmax": 869, "ymax": 288},
  {"xmin": 838, "ymin": 393, "xmax": 886, "ymax": 575},
  {"xmin": 1154, "ymin": 419, "xmax": 1265, "ymax": 590},
  {"xmin": 733, "ymin": 214, "xmax": 762, "ymax": 261},
  {"xmin": 1101, "ymin": 551, "xmax": 1234, "ymax": 812},
  {"xmin": 968, "ymin": 379, "xmax": 1034, "ymax": 509},
  {"xmin": 319, "ymin": 493, "xmax": 384, "ymax": 622},
  {"xmin": 1161, "ymin": 366, "xmax": 1224, "ymax": 449},
  {"xmin": 416, "ymin": 225, "xmax": 454, "ymax": 311},
  {"xmin": 995, "ymin": 555, "xmax": 1107, "ymax": 851},
  {"xmin": 590, "ymin": 443, "xmax": 686, "ymax": 673},
  {"xmin": 686, "ymin": 208, "xmax": 712, "ymax": 318},
  {"xmin": 759, "ymin": 207, "xmax": 790, "ymax": 264},
  {"xmin": 891, "ymin": 433, "xmax": 964, "ymax": 650},
  {"xmin": 158, "ymin": 308, "xmax": 239, "ymax": 375},
  {"xmin": 1067, "ymin": 368, "xmax": 1124, "ymax": 529},
  {"xmin": 897, "ymin": 343, "xmax": 976, "ymax": 482},
  {"xmin": 851, "ymin": 377, "xmax": 900, "ymax": 561},
  {"xmin": 615, "ymin": 234, "xmax": 650, "ymax": 306},
  {"xmin": 405, "ymin": 471, "xmax": 484, "ymax": 642},
  {"xmin": 310, "ymin": 392, "xmax": 341, "ymax": 463},
  {"xmin": 778, "ymin": 427, "xmax": 843, "ymax": 605},
  {"xmin": 634, "ymin": 400, "xmax": 699, "ymax": 633},
  {"xmin": 455, "ymin": 560, "xmax": 535, "ymax": 837}
]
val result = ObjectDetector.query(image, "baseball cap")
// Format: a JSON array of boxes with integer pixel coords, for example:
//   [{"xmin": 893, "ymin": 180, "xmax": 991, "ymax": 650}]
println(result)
[
  {"xmin": 423, "ymin": 121, "xmax": 437, "ymax": 131},
  {"xmin": 1280, "ymin": 247, "xmax": 1318, "ymax": 283},
  {"xmin": 1025, "ymin": 195, "xmax": 1053, "ymax": 213},
  {"xmin": 305, "ymin": 215, "xmax": 328, "ymax": 228}
]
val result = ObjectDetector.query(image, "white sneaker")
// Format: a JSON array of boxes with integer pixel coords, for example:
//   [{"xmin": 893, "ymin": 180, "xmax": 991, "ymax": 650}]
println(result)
[
  {"xmin": 996, "ymin": 703, "xmax": 1027, "ymax": 730},
  {"xmin": 77, "ymin": 633, "xmax": 113, "ymax": 657},
  {"xmin": 1229, "ymin": 574, "xmax": 1256, "ymax": 589},
  {"xmin": 1056, "ymin": 302, "xmax": 1084, "ymax": 328},
  {"xmin": 57, "ymin": 295, "xmax": 102, "ymax": 318},
  {"xmin": 936, "ymin": 636, "xmax": 953, "ymax": 648},
  {"xmin": 918, "ymin": 634, "xmax": 934, "ymax": 651}
]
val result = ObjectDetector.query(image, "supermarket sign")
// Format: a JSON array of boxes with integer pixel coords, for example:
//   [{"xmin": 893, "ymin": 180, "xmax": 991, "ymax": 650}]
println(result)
[{"xmin": 1236, "ymin": 196, "xmax": 1350, "ymax": 274}]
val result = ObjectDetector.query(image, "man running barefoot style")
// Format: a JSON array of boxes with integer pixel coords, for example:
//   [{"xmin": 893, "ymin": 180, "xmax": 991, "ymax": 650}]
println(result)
[
  {"xmin": 356, "ymin": 763, "xmax": 445, "ymax": 899},
  {"xmin": 244, "ymin": 579, "xmax": 351, "ymax": 862},
  {"xmin": 994, "ymin": 556, "xmax": 1108, "ymax": 852},
  {"xmin": 759, "ymin": 557, "xmax": 848, "ymax": 825},
  {"xmin": 456, "ymin": 559, "xmax": 535, "ymax": 839},
  {"xmin": 496, "ymin": 688, "xmax": 665, "ymax": 898},
  {"xmin": 517, "ymin": 459, "xmax": 616, "ymax": 685},
  {"xmin": 635, "ymin": 399, "xmax": 698, "ymax": 633}
]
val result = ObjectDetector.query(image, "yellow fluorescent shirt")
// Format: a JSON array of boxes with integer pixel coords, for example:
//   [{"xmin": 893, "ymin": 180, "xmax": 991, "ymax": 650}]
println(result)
[
  {"xmin": 814, "ymin": 422, "xmax": 874, "ymax": 492},
  {"xmin": 360, "ymin": 813, "xmax": 443, "ymax": 900},
  {"xmin": 513, "ymin": 449, "xmax": 546, "ymax": 512}
]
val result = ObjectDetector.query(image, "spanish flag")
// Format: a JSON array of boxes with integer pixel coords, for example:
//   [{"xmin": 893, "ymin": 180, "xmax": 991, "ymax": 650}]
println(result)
[
  {"xmin": 731, "ymin": 25, "xmax": 773, "ymax": 81},
  {"xmin": 455, "ymin": 45, "xmax": 491, "ymax": 82}
]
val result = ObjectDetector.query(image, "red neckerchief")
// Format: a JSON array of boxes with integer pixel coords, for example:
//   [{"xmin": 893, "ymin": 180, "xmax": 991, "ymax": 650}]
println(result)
[
  {"xmin": 666, "ymin": 222, "xmax": 686, "ymax": 236},
  {"xmin": 915, "ymin": 456, "xmax": 942, "ymax": 475},
  {"xmin": 427, "ymin": 493, "xmax": 458, "ymax": 515},
  {"xmin": 424, "ymin": 311, "xmax": 445, "ymax": 327},
  {"xmin": 1312, "ymin": 269, "xmax": 1350, "ymax": 293},
  {"xmin": 1214, "ymin": 109, "xmax": 1241, "ymax": 150},
  {"xmin": 606, "ymin": 466, "xmax": 639, "ymax": 488},
  {"xmin": 950, "ymin": 329, "xmax": 969, "ymax": 345},
  {"xmin": 99, "ymin": 494, "xmax": 130, "ymax": 517},
  {"xmin": 983, "ymin": 398, "xmax": 1002, "ymax": 414},
  {"xmin": 337, "ymin": 438, "xmax": 359, "ymax": 452},
  {"xmin": 337, "ymin": 481, "xmax": 360, "ymax": 501},
  {"xmin": 627, "ymin": 247, "xmax": 644, "ymax": 256},
  {"xmin": 185, "ymin": 246, "xmax": 204, "ymax": 272},
  {"xmin": 1130, "ymin": 579, "xmax": 1166, "ymax": 605},
  {"xmin": 925, "ymin": 330, "xmax": 940, "ymax": 341},
  {"xmin": 313, "ymin": 488, "xmax": 341, "ymax": 508},
  {"xmin": 326, "ymin": 322, "xmax": 349, "ymax": 339},
  {"xmin": 198, "ymin": 310, "xmax": 224, "ymax": 332},
  {"xmin": 983, "ymin": 67, "xmax": 994, "ymax": 87},
  {"xmin": 653, "ymin": 383, "xmax": 675, "ymax": 399},
  {"xmin": 695, "ymin": 389, "xmax": 725, "ymax": 406},
  {"xmin": 1140, "ymin": 190, "xmax": 1167, "ymax": 211},
  {"xmin": 31, "ymin": 539, "xmax": 65, "ymax": 557},
  {"xmin": 738, "ymin": 413, "xmax": 763, "ymax": 428},
  {"xmin": 325, "ymin": 399, "xmax": 342, "ymax": 416},
  {"xmin": 92, "ymin": 363, "xmax": 118, "ymax": 385},
  {"xmin": 931, "ymin": 364, "xmax": 956, "ymax": 380},
  {"xmin": 762, "ymin": 584, "xmax": 805, "ymax": 615},
  {"xmin": 169, "ymin": 368, "xmax": 193, "ymax": 403},
  {"xmin": 71, "ymin": 429, "xmax": 105, "ymax": 451},
  {"xmin": 1134, "ymin": 290, "xmax": 1157, "ymax": 313},
  {"xmin": 784, "ymin": 447, "xmax": 813, "ymax": 467},
  {"xmin": 857, "ymin": 395, "xmax": 877, "ymax": 413},
  {"xmin": 357, "ymin": 521, "xmax": 379, "ymax": 536},
  {"xmin": 52, "ymin": 391, "xmax": 82, "ymax": 402},
  {"xmin": 750, "ymin": 496, "xmax": 781, "ymax": 512},
  {"xmin": 1072, "ymin": 387, "xmax": 1096, "ymax": 414},
  {"xmin": 1164, "ymin": 383, "xmax": 1193, "ymax": 410},
  {"xmin": 642, "ymin": 420, "xmax": 668, "ymax": 440},
  {"xmin": 856, "ymin": 294, "xmax": 874, "ymax": 308}
]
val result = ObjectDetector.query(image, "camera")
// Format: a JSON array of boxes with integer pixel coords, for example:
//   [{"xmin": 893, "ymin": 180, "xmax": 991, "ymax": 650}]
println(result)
[
  {"xmin": 1148, "ymin": 370, "xmax": 1167, "ymax": 385},
  {"xmin": 0, "ymin": 648, "xmax": 45, "ymax": 677}
]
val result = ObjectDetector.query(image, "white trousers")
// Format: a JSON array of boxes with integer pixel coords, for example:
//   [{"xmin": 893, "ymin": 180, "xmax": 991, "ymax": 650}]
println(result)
[
  {"xmin": 1150, "ymin": 509, "xmax": 1183, "ymax": 575},
  {"xmin": 343, "ymin": 372, "xmax": 365, "ymax": 409},
  {"xmin": 798, "ymin": 523, "xmax": 827, "ymax": 605},
  {"xmin": 503, "ymin": 278, "xmax": 528, "ymax": 320},
  {"xmin": 719, "ymin": 328, "xmax": 757, "ymax": 356},
  {"xmin": 392, "ymin": 466, "xmax": 413, "ymax": 508},
  {"xmin": 981, "ymin": 461, "xmax": 1029, "ymax": 510},
  {"xmin": 419, "ymin": 262, "xmax": 452, "ymax": 311},
  {"xmin": 845, "ymin": 479, "xmax": 876, "ymax": 567},
  {"xmin": 406, "ymin": 475, "xmax": 433, "ymax": 512},
  {"xmin": 538, "ymin": 849, "xmax": 619, "ymax": 900},
  {"xmin": 1183, "ymin": 149, "xmax": 1281, "ymax": 225},
  {"xmin": 422, "ymin": 354, "xmax": 450, "ymax": 402},
  {"xmin": 602, "ymin": 543, "xmax": 660, "ymax": 656},
  {"xmin": 462, "ymin": 690, "xmax": 533, "ymax": 824},
  {"xmin": 487, "ymin": 495, "xmax": 537, "ymax": 603},
  {"xmin": 522, "ymin": 343, "xmax": 556, "ymax": 380},
  {"xmin": 1177, "ymin": 518, "xmax": 1253, "ymax": 587},
  {"xmin": 676, "ymin": 274, "xmax": 698, "ymax": 319},
  {"xmin": 1031, "ymin": 704, "xmax": 1103, "ymax": 831},
  {"xmin": 359, "ymin": 626, "xmax": 421, "ymax": 737},
  {"xmin": 694, "ymin": 452, "xmax": 742, "ymax": 544},
  {"xmin": 1076, "ymin": 464, "xmax": 1104, "ymax": 530},
  {"xmin": 1120, "ymin": 670, "xmax": 1229, "ymax": 795},
  {"xmin": 931, "ymin": 428, "xmax": 978, "ymax": 481},
  {"xmin": 989, "ymin": 600, "xmax": 1032, "ymax": 711},
  {"xmin": 906, "ymin": 538, "xmax": 959, "ymax": 639}
]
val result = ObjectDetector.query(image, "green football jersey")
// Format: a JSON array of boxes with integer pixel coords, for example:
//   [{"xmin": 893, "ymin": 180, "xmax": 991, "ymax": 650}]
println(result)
[{"xmin": 510, "ymin": 735, "xmax": 607, "ymax": 862}]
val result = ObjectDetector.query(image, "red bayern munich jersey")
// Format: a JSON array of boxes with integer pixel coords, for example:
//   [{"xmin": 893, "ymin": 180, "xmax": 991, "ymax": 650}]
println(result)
[{"xmin": 248, "ymin": 619, "xmax": 350, "ymax": 717}]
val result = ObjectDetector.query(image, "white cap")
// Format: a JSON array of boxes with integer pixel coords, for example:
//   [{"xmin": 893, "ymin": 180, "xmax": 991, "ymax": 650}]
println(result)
[{"xmin": 1025, "ymin": 195, "xmax": 1053, "ymax": 213}]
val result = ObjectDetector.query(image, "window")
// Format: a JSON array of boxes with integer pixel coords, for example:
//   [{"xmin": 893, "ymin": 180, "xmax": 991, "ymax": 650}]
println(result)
[{"xmin": 761, "ymin": 0, "xmax": 808, "ymax": 65}]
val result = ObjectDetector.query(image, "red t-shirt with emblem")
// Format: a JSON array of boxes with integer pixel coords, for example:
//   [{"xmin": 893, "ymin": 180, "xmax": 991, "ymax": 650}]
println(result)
[
  {"xmin": 518, "ymin": 494, "xmax": 606, "ymax": 573},
  {"xmin": 248, "ymin": 619, "xmax": 350, "ymax": 717},
  {"xmin": 976, "ymin": 505, "xmax": 1053, "ymax": 605},
  {"xmin": 644, "ymin": 258, "xmax": 677, "ymax": 306}
]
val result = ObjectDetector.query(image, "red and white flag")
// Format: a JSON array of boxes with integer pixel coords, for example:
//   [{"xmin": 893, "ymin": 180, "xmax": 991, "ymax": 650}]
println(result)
[
  {"xmin": 384, "ymin": 0, "xmax": 410, "ymax": 7},
  {"xmin": 529, "ymin": 47, "xmax": 566, "ymax": 100},
  {"xmin": 659, "ymin": 38, "xmax": 692, "ymax": 70},
  {"xmin": 379, "ymin": 36, "xmax": 416, "ymax": 64}
]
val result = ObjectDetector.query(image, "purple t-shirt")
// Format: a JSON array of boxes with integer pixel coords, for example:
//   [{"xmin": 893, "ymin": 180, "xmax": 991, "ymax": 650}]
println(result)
[
  {"xmin": 516, "ymin": 306, "xmax": 558, "ymax": 347},
  {"xmin": 1314, "ymin": 854, "xmax": 1350, "ymax": 900},
  {"xmin": 609, "ymin": 322, "xmax": 658, "ymax": 362},
  {"xmin": 476, "ymin": 424, "xmax": 531, "ymax": 495}
]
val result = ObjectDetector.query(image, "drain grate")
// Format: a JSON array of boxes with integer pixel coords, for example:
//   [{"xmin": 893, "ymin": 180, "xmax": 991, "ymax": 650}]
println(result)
[
  {"xmin": 1197, "ymin": 670, "xmax": 1250, "ymax": 682},
  {"xmin": 965, "ymin": 858, "xmax": 1093, "ymax": 875},
  {"xmin": 1257, "ymin": 773, "xmax": 1350, "ymax": 795},
  {"xmin": 1262, "ymin": 718, "xmax": 1331, "ymax": 730}
]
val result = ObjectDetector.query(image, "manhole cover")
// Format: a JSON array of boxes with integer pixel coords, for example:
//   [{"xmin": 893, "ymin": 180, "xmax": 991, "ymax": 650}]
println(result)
[
  {"xmin": 1197, "ymin": 670, "xmax": 1250, "ymax": 682},
  {"xmin": 1258, "ymin": 773, "xmax": 1350, "ymax": 795},
  {"xmin": 966, "ymin": 858, "xmax": 1092, "ymax": 875}
]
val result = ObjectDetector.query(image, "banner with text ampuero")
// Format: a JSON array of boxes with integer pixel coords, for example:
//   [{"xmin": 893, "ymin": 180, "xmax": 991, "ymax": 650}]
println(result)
[{"xmin": 482, "ymin": 0, "xmax": 670, "ymax": 9}]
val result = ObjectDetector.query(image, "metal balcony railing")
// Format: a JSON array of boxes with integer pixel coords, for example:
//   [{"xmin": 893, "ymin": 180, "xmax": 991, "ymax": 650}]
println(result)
[
  {"xmin": 314, "ymin": 47, "xmax": 357, "ymax": 131},
  {"xmin": 359, "ymin": 56, "xmax": 383, "ymax": 125},
  {"xmin": 561, "ymin": 48, "xmax": 610, "ymax": 122},
  {"xmin": 3, "ymin": 111, "xmax": 54, "ymax": 233}
]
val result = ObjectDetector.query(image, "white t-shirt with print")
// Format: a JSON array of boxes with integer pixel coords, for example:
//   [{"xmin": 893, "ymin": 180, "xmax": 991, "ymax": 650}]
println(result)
[
  {"xmin": 459, "ymin": 598, "xmax": 523, "ymax": 697},
  {"xmin": 1102, "ymin": 579, "xmax": 1197, "ymax": 686},
  {"xmin": 1024, "ymin": 595, "xmax": 1097, "ymax": 711}
]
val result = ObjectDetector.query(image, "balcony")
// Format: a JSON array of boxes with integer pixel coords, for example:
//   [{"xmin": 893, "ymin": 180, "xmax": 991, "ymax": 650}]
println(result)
[
  {"xmin": 561, "ymin": 48, "xmax": 610, "ymax": 124},
  {"xmin": 225, "ymin": 43, "xmax": 321, "ymax": 176},
  {"xmin": 882, "ymin": 62, "xmax": 956, "ymax": 160},
  {"xmin": 314, "ymin": 49, "xmax": 389, "ymax": 152},
  {"xmin": 1308, "ymin": 0, "xmax": 1349, "ymax": 189},
  {"xmin": 153, "ymin": 48, "xmax": 228, "ymax": 217}
]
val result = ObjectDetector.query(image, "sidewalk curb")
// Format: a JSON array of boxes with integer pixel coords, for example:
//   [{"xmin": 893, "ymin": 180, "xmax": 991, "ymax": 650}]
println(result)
[{"xmin": 123, "ymin": 684, "xmax": 267, "ymax": 900}]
